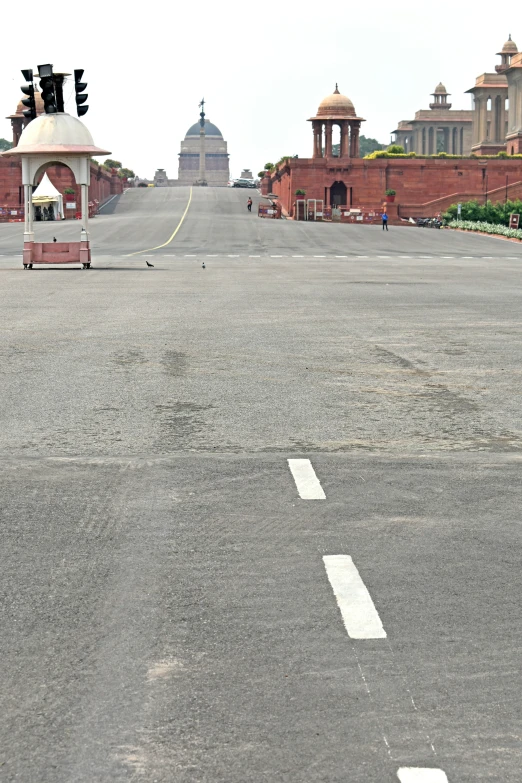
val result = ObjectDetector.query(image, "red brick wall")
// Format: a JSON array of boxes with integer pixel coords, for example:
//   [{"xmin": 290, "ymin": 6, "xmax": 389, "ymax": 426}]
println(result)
[
  {"xmin": 269, "ymin": 157, "xmax": 522, "ymax": 217},
  {"xmin": 0, "ymin": 158, "xmax": 123, "ymax": 219}
]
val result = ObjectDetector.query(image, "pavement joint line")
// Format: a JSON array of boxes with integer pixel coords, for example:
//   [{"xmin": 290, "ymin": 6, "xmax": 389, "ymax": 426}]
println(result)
[
  {"xmin": 314, "ymin": 255, "xmax": 326, "ymax": 258},
  {"xmin": 249, "ymin": 255, "xmax": 261, "ymax": 257},
  {"xmin": 482, "ymin": 256, "xmax": 493, "ymax": 259},
  {"xmin": 323, "ymin": 555, "xmax": 387, "ymax": 639},
  {"xmin": 441, "ymin": 256, "xmax": 454, "ymax": 258},
  {"xmin": 184, "ymin": 254, "xmax": 196, "ymax": 257},
  {"xmin": 292, "ymin": 255, "xmax": 304, "ymax": 257},
  {"xmin": 228, "ymin": 254, "xmax": 239, "ymax": 257},
  {"xmin": 271, "ymin": 255, "xmax": 283, "ymax": 257},
  {"xmin": 397, "ymin": 769, "xmax": 449, "ymax": 782},
  {"xmin": 378, "ymin": 256, "xmax": 390, "ymax": 258},
  {"xmin": 335, "ymin": 255, "xmax": 348, "ymax": 258},
  {"xmin": 207, "ymin": 254, "xmax": 219, "ymax": 257},
  {"xmin": 287, "ymin": 458, "xmax": 325, "ymax": 500}
]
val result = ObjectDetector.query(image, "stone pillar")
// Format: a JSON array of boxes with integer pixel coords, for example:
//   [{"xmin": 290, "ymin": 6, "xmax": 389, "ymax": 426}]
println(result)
[
  {"xmin": 312, "ymin": 121, "xmax": 323, "ymax": 158},
  {"xmin": 352, "ymin": 123, "xmax": 360, "ymax": 157},
  {"xmin": 199, "ymin": 128, "xmax": 206, "ymax": 183},
  {"xmin": 80, "ymin": 183, "xmax": 89, "ymax": 240},
  {"xmin": 11, "ymin": 118, "xmax": 23, "ymax": 148},
  {"xmin": 479, "ymin": 96, "xmax": 488, "ymax": 143},
  {"xmin": 325, "ymin": 121, "xmax": 333, "ymax": 157},
  {"xmin": 23, "ymin": 183, "xmax": 33, "ymax": 242}
]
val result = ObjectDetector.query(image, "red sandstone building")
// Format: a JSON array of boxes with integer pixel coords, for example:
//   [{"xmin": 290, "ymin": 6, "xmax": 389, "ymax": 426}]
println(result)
[
  {"xmin": 1, "ymin": 90, "xmax": 124, "ymax": 221},
  {"xmin": 265, "ymin": 37, "xmax": 522, "ymax": 220}
]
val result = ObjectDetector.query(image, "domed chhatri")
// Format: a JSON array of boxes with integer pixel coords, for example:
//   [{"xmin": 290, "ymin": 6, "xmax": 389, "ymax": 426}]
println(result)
[
  {"xmin": 309, "ymin": 84, "xmax": 365, "ymax": 159},
  {"xmin": 430, "ymin": 82, "xmax": 452, "ymax": 109},
  {"xmin": 316, "ymin": 84, "xmax": 357, "ymax": 119},
  {"xmin": 499, "ymin": 34, "xmax": 518, "ymax": 55},
  {"xmin": 12, "ymin": 112, "xmax": 110, "ymax": 156}
]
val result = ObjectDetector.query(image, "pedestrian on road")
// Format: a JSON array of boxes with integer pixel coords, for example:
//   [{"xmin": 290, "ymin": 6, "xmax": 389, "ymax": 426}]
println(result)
[
  {"xmin": 381, "ymin": 211, "xmax": 389, "ymax": 231},
  {"xmin": 247, "ymin": 197, "xmax": 252, "ymax": 212}
]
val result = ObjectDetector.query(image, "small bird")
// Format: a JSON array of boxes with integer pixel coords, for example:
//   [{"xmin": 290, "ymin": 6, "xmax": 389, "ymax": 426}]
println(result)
[
  {"xmin": 53, "ymin": 236, "xmax": 57, "ymax": 242},
  {"xmin": 145, "ymin": 260, "xmax": 154, "ymax": 268},
  {"xmin": 202, "ymin": 262, "xmax": 206, "ymax": 269}
]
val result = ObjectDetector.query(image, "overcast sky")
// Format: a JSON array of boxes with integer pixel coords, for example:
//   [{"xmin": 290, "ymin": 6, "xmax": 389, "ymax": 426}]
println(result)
[{"xmin": 0, "ymin": 1, "xmax": 516, "ymax": 179}]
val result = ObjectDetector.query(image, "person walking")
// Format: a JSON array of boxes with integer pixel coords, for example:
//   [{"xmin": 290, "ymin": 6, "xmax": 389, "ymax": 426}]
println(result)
[
  {"xmin": 247, "ymin": 197, "xmax": 252, "ymax": 212},
  {"xmin": 381, "ymin": 211, "xmax": 389, "ymax": 231}
]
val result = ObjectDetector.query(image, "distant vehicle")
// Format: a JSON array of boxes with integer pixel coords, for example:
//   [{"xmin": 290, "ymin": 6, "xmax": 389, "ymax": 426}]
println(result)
[
  {"xmin": 227, "ymin": 179, "xmax": 237, "ymax": 187},
  {"xmin": 233, "ymin": 178, "xmax": 256, "ymax": 188}
]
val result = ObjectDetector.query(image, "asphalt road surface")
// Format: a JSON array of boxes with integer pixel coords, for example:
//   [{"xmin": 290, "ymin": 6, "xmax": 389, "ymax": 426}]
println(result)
[{"xmin": 1, "ymin": 187, "xmax": 521, "ymax": 783}]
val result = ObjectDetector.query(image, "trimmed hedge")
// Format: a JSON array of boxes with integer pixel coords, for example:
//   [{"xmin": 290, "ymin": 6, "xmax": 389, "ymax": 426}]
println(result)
[{"xmin": 447, "ymin": 219, "xmax": 522, "ymax": 240}]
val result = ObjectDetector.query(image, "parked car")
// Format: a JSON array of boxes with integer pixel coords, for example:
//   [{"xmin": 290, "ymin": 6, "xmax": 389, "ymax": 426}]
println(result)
[
  {"xmin": 233, "ymin": 178, "xmax": 256, "ymax": 188},
  {"xmin": 227, "ymin": 179, "xmax": 237, "ymax": 187}
]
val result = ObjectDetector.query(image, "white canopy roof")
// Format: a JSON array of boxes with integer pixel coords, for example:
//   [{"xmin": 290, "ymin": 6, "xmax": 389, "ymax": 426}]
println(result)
[{"xmin": 32, "ymin": 173, "xmax": 62, "ymax": 200}]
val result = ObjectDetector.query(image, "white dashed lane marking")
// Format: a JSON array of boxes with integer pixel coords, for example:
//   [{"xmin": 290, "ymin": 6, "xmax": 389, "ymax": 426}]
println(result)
[
  {"xmin": 397, "ymin": 769, "xmax": 449, "ymax": 783},
  {"xmin": 323, "ymin": 555, "xmax": 387, "ymax": 639},
  {"xmin": 287, "ymin": 459, "xmax": 326, "ymax": 499}
]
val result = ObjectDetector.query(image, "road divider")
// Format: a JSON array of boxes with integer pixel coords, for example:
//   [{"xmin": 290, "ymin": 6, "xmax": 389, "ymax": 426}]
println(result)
[{"xmin": 323, "ymin": 555, "xmax": 387, "ymax": 639}]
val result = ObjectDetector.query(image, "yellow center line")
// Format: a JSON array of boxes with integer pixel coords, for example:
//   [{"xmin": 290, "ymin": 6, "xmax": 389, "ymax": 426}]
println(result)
[{"xmin": 125, "ymin": 187, "xmax": 193, "ymax": 257}]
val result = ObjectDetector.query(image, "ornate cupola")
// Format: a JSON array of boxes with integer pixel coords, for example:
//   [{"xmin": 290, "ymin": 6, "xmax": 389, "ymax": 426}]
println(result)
[
  {"xmin": 496, "ymin": 34, "xmax": 518, "ymax": 73},
  {"xmin": 430, "ymin": 83, "xmax": 452, "ymax": 109}
]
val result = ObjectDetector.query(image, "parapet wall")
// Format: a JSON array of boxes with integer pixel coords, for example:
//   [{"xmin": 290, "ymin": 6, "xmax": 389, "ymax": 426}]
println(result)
[
  {"xmin": 267, "ymin": 157, "xmax": 522, "ymax": 217},
  {"xmin": 0, "ymin": 158, "xmax": 124, "ymax": 220}
]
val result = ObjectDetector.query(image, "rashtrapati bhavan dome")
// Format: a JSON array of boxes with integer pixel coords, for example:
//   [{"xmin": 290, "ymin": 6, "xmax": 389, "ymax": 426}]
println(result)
[{"xmin": 177, "ymin": 112, "xmax": 230, "ymax": 186}]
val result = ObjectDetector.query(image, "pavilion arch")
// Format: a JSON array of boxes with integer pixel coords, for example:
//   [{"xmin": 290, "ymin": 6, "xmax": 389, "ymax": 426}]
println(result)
[{"xmin": 27, "ymin": 156, "xmax": 90, "ymax": 189}]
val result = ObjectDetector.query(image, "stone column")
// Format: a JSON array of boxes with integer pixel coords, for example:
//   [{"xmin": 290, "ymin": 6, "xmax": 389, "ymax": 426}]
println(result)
[
  {"xmin": 325, "ymin": 121, "xmax": 333, "ymax": 157},
  {"xmin": 479, "ymin": 96, "xmax": 488, "ymax": 143},
  {"xmin": 198, "ymin": 127, "xmax": 206, "ymax": 183},
  {"xmin": 352, "ymin": 123, "xmax": 361, "ymax": 157},
  {"xmin": 312, "ymin": 121, "xmax": 323, "ymax": 158},
  {"xmin": 80, "ymin": 183, "xmax": 89, "ymax": 240}
]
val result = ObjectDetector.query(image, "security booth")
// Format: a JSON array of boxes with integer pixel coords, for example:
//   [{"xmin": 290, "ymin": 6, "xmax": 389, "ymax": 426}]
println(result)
[
  {"xmin": 1, "ymin": 113, "xmax": 110, "ymax": 268},
  {"xmin": 1, "ymin": 63, "xmax": 110, "ymax": 269}
]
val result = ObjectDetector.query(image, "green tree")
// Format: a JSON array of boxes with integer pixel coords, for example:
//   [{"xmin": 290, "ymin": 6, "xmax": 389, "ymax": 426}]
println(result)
[
  {"xmin": 359, "ymin": 136, "xmax": 386, "ymax": 157},
  {"xmin": 120, "ymin": 168, "xmax": 135, "ymax": 179},
  {"xmin": 103, "ymin": 158, "xmax": 122, "ymax": 170},
  {"xmin": 0, "ymin": 138, "xmax": 13, "ymax": 151}
]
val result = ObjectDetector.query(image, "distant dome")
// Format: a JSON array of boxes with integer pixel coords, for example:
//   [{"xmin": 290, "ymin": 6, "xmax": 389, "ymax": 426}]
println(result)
[
  {"xmin": 316, "ymin": 85, "xmax": 356, "ymax": 118},
  {"xmin": 185, "ymin": 120, "xmax": 223, "ymax": 138},
  {"xmin": 433, "ymin": 82, "xmax": 448, "ymax": 94},
  {"xmin": 500, "ymin": 34, "xmax": 518, "ymax": 54},
  {"xmin": 14, "ymin": 91, "xmax": 45, "ymax": 117}
]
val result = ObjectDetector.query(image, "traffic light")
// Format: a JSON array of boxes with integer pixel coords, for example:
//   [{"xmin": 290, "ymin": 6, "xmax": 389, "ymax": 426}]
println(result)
[
  {"xmin": 38, "ymin": 64, "xmax": 57, "ymax": 114},
  {"xmin": 20, "ymin": 69, "xmax": 36, "ymax": 121},
  {"xmin": 74, "ymin": 69, "xmax": 88, "ymax": 117}
]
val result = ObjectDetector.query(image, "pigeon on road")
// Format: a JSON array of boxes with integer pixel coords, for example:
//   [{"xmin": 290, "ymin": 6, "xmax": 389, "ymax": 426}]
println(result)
[
  {"xmin": 145, "ymin": 260, "xmax": 154, "ymax": 267},
  {"xmin": 53, "ymin": 237, "xmax": 57, "ymax": 242},
  {"xmin": 202, "ymin": 262, "xmax": 206, "ymax": 269}
]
